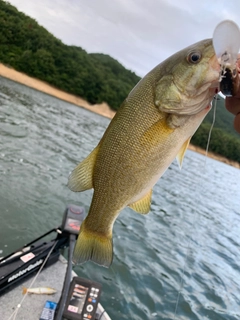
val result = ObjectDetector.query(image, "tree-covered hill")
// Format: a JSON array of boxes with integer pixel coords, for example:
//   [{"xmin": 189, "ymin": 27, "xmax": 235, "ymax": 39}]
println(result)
[
  {"xmin": 0, "ymin": 0, "xmax": 140, "ymax": 110},
  {"xmin": 204, "ymin": 95, "xmax": 237, "ymax": 137},
  {"xmin": 0, "ymin": 0, "xmax": 239, "ymax": 162},
  {"xmin": 192, "ymin": 95, "xmax": 240, "ymax": 163},
  {"xmin": 192, "ymin": 122, "xmax": 240, "ymax": 163}
]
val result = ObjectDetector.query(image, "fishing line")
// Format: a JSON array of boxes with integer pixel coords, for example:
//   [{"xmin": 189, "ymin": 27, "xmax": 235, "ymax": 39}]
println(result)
[
  {"xmin": 205, "ymin": 99, "xmax": 217, "ymax": 160},
  {"xmin": 98, "ymin": 309, "xmax": 106, "ymax": 320},
  {"xmin": 7, "ymin": 238, "xmax": 58, "ymax": 320},
  {"xmin": 173, "ymin": 97, "xmax": 218, "ymax": 319},
  {"xmin": 202, "ymin": 99, "xmax": 239, "ymax": 318}
]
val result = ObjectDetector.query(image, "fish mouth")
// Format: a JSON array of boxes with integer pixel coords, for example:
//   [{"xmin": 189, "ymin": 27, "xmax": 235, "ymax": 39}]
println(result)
[
  {"xmin": 200, "ymin": 51, "xmax": 220, "ymax": 103},
  {"xmin": 176, "ymin": 49, "xmax": 221, "ymax": 116}
]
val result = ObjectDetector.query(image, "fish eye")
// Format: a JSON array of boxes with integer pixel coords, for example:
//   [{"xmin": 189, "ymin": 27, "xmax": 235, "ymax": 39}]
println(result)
[{"xmin": 187, "ymin": 51, "xmax": 202, "ymax": 64}]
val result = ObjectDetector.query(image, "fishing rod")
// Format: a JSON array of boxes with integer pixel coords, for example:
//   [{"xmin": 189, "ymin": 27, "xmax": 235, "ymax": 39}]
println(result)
[
  {"xmin": 54, "ymin": 205, "xmax": 103, "ymax": 320},
  {"xmin": 54, "ymin": 233, "xmax": 76, "ymax": 319}
]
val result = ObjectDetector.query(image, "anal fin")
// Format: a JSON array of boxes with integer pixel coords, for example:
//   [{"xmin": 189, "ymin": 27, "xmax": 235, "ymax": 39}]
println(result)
[{"xmin": 128, "ymin": 189, "xmax": 152, "ymax": 214}]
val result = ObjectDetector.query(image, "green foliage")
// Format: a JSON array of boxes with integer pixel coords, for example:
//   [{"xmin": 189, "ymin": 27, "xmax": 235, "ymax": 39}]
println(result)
[
  {"xmin": 204, "ymin": 95, "xmax": 238, "ymax": 137},
  {"xmin": 0, "ymin": 1, "xmax": 239, "ymax": 162},
  {"xmin": 89, "ymin": 53, "xmax": 139, "ymax": 110},
  {"xmin": 191, "ymin": 94, "xmax": 240, "ymax": 162},
  {"xmin": 0, "ymin": 0, "xmax": 140, "ymax": 109},
  {"xmin": 191, "ymin": 122, "xmax": 240, "ymax": 163}
]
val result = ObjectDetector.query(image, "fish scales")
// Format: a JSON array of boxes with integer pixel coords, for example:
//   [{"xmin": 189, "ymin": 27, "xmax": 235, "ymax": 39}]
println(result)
[{"xmin": 68, "ymin": 39, "xmax": 220, "ymax": 267}]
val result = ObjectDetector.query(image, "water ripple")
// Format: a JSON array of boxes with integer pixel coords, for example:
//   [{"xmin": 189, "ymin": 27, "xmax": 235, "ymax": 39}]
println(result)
[{"xmin": 0, "ymin": 77, "xmax": 240, "ymax": 319}]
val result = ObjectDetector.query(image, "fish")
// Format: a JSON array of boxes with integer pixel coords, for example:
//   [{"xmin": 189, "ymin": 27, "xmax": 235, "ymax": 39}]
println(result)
[
  {"xmin": 68, "ymin": 38, "xmax": 220, "ymax": 267},
  {"xmin": 22, "ymin": 287, "xmax": 57, "ymax": 295}
]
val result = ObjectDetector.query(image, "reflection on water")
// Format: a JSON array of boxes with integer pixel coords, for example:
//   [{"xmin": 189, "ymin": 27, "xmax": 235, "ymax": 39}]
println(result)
[{"xmin": 0, "ymin": 77, "xmax": 240, "ymax": 319}]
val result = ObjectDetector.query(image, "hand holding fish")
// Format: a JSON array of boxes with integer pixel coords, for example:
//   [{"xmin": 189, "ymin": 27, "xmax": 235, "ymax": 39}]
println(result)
[{"xmin": 225, "ymin": 55, "xmax": 240, "ymax": 133}]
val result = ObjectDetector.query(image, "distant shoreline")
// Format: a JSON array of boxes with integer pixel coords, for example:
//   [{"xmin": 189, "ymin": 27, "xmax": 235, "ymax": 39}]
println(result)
[
  {"xmin": 0, "ymin": 64, "xmax": 116, "ymax": 119},
  {"xmin": 0, "ymin": 63, "xmax": 239, "ymax": 169}
]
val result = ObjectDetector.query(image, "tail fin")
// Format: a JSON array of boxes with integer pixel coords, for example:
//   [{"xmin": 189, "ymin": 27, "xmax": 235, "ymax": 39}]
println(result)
[{"xmin": 73, "ymin": 222, "xmax": 113, "ymax": 268}]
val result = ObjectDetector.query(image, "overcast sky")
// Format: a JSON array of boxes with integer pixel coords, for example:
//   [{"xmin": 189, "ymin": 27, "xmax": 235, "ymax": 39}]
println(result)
[{"xmin": 7, "ymin": 0, "xmax": 240, "ymax": 76}]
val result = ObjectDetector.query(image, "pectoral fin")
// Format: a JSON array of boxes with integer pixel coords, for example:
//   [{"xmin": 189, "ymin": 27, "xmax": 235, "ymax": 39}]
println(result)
[
  {"xmin": 68, "ymin": 145, "xmax": 99, "ymax": 192},
  {"xmin": 128, "ymin": 189, "xmax": 152, "ymax": 214},
  {"xmin": 176, "ymin": 137, "xmax": 191, "ymax": 169}
]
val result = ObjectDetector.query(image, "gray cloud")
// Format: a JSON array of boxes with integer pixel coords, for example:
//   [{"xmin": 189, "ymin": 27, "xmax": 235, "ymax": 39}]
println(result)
[{"xmin": 7, "ymin": 0, "xmax": 240, "ymax": 76}]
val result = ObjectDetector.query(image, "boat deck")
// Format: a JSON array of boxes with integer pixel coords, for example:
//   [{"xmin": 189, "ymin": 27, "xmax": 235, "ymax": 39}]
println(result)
[{"xmin": 1, "ymin": 256, "xmax": 111, "ymax": 320}]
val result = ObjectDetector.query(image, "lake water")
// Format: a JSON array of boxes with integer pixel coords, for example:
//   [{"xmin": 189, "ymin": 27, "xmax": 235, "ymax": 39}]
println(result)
[{"xmin": 0, "ymin": 77, "xmax": 240, "ymax": 320}]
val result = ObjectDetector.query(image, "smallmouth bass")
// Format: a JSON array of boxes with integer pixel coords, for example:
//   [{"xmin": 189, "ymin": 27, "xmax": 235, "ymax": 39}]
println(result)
[{"xmin": 68, "ymin": 39, "xmax": 220, "ymax": 267}]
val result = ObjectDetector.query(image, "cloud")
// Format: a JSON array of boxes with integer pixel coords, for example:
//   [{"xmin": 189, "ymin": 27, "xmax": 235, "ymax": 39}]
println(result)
[{"xmin": 7, "ymin": 0, "xmax": 240, "ymax": 76}]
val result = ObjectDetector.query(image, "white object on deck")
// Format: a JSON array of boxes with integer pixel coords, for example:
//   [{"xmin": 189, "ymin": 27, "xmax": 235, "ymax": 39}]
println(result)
[{"xmin": 0, "ymin": 255, "xmax": 111, "ymax": 320}]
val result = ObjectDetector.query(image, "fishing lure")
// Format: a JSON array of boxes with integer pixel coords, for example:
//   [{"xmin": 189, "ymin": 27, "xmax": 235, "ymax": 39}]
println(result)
[
  {"xmin": 213, "ymin": 20, "xmax": 240, "ymax": 96},
  {"xmin": 22, "ymin": 287, "xmax": 57, "ymax": 295}
]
